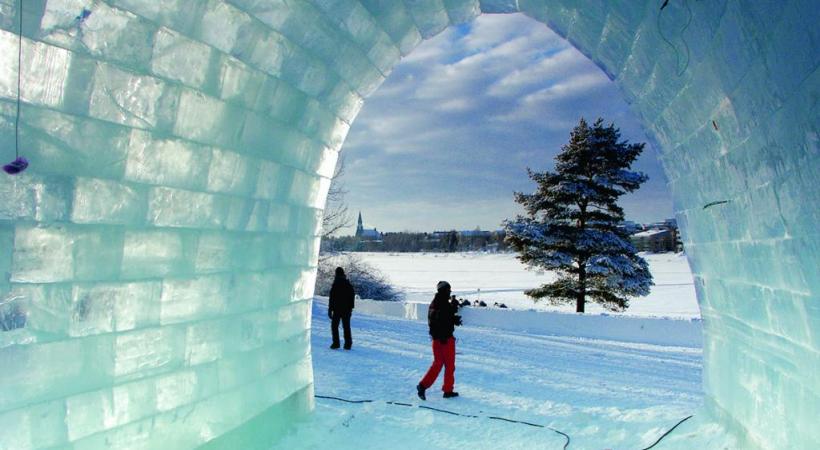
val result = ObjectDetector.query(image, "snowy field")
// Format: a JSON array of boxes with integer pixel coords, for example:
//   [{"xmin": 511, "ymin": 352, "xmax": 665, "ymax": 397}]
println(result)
[
  {"xmin": 355, "ymin": 252, "xmax": 699, "ymax": 318},
  {"xmin": 270, "ymin": 252, "xmax": 732, "ymax": 449},
  {"xmin": 273, "ymin": 302, "xmax": 734, "ymax": 449}
]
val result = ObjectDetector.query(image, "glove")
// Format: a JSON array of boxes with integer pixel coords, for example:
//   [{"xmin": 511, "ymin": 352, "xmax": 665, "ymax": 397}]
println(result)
[
  {"xmin": 454, "ymin": 315, "xmax": 463, "ymax": 326},
  {"xmin": 328, "ymin": 309, "xmax": 333, "ymax": 319}
]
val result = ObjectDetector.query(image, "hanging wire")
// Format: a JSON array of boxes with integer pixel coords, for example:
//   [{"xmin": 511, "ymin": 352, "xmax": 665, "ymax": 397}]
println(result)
[
  {"xmin": 15, "ymin": 0, "xmax": 22, "ymax": 158},
  {"xmin": 4, "ymin": 0, "xmax": 29, "ymax": 175},
  {"xmin": 657, "ymin": 0, "xmax": 694, "ymax": 77}
]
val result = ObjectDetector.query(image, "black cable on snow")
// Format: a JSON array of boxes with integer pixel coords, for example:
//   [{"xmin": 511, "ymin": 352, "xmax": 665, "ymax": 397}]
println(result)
[
  {"xmin": 640, "ymin": 415, "xmax": 694, "ymax": 450},
  {"xmin": 386, "ymin": 401, "xmax": 413, "ymax": 407},
  {"xmin": 548, "ymin": 427, "xmax": 571, "ymax": 450},
  {"xmin": 419, "ymin": 405, "xmax": 472, "ymax": 417},
  {"xmin": 316, "ymin": 394, "xmax": 568, "ymax": 446},
  {"xmin": 314, "ymin": 395, "xmax": 373, "ymax": 404},
  {"xmin": 488, "ymin": 417, "xmax": 570, "ymax": 449},
  {"xmin": 488, "ymin": 416, "xmax": 544, "ymax": 428},
  {"xmin": 315, "ymin": 394, "xmax": 693, "ymax": 449}
]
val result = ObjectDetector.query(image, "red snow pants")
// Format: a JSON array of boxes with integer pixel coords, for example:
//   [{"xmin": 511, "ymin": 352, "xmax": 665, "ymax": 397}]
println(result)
[{"xmin": 420, "ymin": 337, "xmax": 456, "ymax": 393}]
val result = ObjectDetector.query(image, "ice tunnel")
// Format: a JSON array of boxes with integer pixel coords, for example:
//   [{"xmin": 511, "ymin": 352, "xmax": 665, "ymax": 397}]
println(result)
[{"xmin": 0, "ymin": 0, "xmax": 817, "ymax": 448}]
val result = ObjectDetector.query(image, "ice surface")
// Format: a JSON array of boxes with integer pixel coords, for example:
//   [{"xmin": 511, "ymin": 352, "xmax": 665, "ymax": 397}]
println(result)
[{"xmin": 1, "ymin": 0, "xmax": 817, "ymax": 448}]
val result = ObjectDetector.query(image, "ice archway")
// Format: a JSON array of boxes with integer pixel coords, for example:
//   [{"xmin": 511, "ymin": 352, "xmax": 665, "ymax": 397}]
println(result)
[{"xmin": 0, "ymin": 1, "xmax": 817, "ymax": 448}]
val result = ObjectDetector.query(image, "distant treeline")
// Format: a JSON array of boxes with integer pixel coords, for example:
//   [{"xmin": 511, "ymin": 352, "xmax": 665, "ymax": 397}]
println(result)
[{"xmin": 321, "ymin": 230, "xmax": 510, "ymax": 253}]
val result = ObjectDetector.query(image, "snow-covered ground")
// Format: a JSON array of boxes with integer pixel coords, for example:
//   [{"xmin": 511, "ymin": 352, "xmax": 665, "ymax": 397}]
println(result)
[
  {"xmin": 274, "ymin": 302, "xmax": 734, "ymax": 449},
  {"xmin": 356, "ymin": 252, "xmax": 699, "ymax": 319},
  {"xmin": 271, "ymin": 252, "xmax": 732, "ymax": 448}
]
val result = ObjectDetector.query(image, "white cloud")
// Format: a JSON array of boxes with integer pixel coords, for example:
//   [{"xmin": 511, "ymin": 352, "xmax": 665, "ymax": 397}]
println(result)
[
  {"xmin": 400, "ymin": 14, "xmax": 572, "ymax": 104},
  {"xmin": 492, "ymin": 72, "xmax": 611, "ymax": 124},
  {"xmin": 401, "ymin": 27, "xmax": 459, "ymax": 63},
  {"xmin": 370, "ymin": 73, "xmax": 416, "ymax": 98},
  {"xmin": 487, "ymin": 47, "xmax": 587, "ymax": 98},
  {"xmin": 522, "ymin": 72, "xmax": 610, "ymax": 104},
  {"xmin": 437, "ymin": 97, "xmax": 474, "ymax": 112},
  {"xmin": 462, "ymin": 13, "xmax": 561, "ymax": 52},
  {"xmin": 346, "ymin": 107, "xmax": 474, "ymax": 156},
  {"xmin": 462, "ymin": 15, "xmax": 515, "ymax": 50}
]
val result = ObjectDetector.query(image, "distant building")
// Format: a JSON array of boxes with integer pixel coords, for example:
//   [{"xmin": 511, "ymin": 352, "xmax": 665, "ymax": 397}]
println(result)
[
  {"xmin": 355, "ymin": 212, "xmax": 382, "ymax": 240},
  {"xmin": 631, "ymin": 228, "xmax": 673, "ymax": 252},
  {"xmin": 630, "ymin": 218, "xmax": 680, "ymax": 253},
  {"xmin": 618, "ymin": 220, "xmax": 644, "ymax": 235},
  {"xmin": 459, "ymin": 228, "xmax": 493, "ymax": 238}
]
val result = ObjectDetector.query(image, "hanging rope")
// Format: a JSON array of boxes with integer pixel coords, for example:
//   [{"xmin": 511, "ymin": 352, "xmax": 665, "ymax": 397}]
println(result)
[{"xmin": 4, "ymin": 0, "xmax": 28, "ymax": 175}]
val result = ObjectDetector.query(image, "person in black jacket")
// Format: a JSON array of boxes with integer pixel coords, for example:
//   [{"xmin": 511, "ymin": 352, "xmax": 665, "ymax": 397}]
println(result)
[
  {"xmin": 328, "ymin": 267, "xmax": 355, "ymax": 350},
  {"xmin": 416, "ymin": 281, "xmax": 462, "ymax": 400}
]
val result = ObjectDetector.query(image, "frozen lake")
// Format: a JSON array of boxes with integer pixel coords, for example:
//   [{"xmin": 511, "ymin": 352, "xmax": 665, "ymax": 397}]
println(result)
[{"xmin": 355, "ymin": 252, "xmax": 700, "ymax": 319}]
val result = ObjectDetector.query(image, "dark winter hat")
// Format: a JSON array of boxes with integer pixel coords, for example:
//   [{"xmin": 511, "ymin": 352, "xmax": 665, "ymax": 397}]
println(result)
[
  {"xmin": 436, "ymin": 281, "xmax": 451, "ymax": 292},
  {"xmin": 335, "ymin": 267, "xmax": 345, "ymax": 277}
]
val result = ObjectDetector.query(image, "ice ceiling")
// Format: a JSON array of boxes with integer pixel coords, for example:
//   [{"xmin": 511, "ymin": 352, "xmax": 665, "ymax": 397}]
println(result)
[{"xmin": 0, "ymin": 1, "xmax": 817, "ymax": 449}]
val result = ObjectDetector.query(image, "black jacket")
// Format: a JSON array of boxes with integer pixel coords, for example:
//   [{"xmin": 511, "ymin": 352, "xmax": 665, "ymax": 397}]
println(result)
[
  {"xmin": 329, "ymin": 276, "xmax": 355, "ymax": 314},
  {"xmin": 428, "ymin": 293, "xmax": 459, "ymax": 343}
]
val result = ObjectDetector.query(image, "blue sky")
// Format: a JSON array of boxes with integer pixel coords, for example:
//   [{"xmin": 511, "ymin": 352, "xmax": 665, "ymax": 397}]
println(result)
[{"xmin": 337, "ymin": 14, "xmax": 673, "ymax": 233}]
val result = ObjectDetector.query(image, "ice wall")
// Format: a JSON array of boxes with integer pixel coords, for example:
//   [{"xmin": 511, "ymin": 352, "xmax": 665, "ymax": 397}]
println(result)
[
  {"xmin": 0, "ymin": 1, "xmax": 817, "ymax": 449},
  {"xmin": 0, "ymin": 1, "xmax": 326, "ymax": 447}
]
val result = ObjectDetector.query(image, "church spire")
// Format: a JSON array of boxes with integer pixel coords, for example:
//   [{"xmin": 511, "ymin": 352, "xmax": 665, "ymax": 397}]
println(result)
[{"xmin": 356, "ymin": 211, "xmax": 363, "ymax": 236}]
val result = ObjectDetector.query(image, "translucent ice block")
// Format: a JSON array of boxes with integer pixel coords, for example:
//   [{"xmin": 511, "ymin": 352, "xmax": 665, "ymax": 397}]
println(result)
[{"xmin": 1, "ymin": 1, "xmax": 817, "ymax": 449}]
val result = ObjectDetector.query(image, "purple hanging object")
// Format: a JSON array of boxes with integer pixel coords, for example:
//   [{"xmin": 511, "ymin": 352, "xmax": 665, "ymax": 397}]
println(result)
[{"xmin": 3, "ymin": 156, "xmax": 28, "ymax": 175}]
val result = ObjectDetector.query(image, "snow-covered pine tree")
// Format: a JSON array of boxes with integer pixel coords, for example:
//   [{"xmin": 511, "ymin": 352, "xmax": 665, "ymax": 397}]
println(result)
[{"xmin": 504, "ymin": 118, "xmax": 653, "ymax": 313}]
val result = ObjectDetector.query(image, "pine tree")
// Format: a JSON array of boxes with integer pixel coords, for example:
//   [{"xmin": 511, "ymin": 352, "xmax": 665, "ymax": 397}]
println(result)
[{"xmin": 504, "ymin": 118, "xmax": 653, "ymax": 312}]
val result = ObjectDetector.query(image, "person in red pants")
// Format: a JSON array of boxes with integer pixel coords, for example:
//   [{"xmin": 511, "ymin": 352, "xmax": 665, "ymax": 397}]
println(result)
[{"xmin": 417, "ymin": 281, "xmax": 462, "ymax": 400}]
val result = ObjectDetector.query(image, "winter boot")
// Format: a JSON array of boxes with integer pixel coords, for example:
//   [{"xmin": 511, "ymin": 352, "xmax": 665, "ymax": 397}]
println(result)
[
  {"xmin": 443, "ymin": 392, "xmax": 459, "ymax": 398},
  {"xmin": 330, "ymin": 343, "xmax": 340, "ymax": 349},
  {"xmin": 343, "ymin": 343, "xmax": 352, "ymax": 350},
  {"xmin": 416, "ymin": 384, "xmax": 426, "ymax": 401}
]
